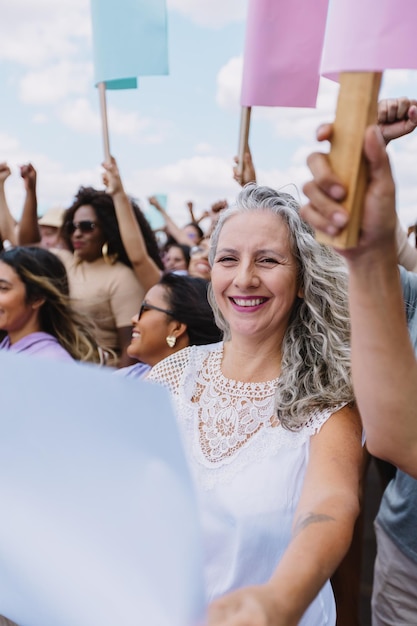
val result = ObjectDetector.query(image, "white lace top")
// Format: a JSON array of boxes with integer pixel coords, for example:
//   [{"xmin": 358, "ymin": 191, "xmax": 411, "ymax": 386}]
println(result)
[{"xmin": 148, "ymin": 342, "xmax": 338, "ymax": 625}]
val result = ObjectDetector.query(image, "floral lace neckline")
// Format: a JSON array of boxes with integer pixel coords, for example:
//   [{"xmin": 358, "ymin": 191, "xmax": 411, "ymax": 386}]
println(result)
[
  {"xmin": 195, "ymin": 344, "xmax": 280, "ymax": 466},
  {"xmin": 148, "ymin": 342, "xmax": 338, "ymax": 489},
  {"xmin": 207, "ymin": 343, "xmax": 280, "ymax": 399}
]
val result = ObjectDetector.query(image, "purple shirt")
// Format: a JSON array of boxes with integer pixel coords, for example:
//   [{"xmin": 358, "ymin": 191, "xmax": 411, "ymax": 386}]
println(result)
[
  {"xmin": 115, "ymin": 362, "xmax": 151, "ymax": 379},
  {"xmin": 0, "ymin": 332, "xmax": 74, "ymax": 362}
]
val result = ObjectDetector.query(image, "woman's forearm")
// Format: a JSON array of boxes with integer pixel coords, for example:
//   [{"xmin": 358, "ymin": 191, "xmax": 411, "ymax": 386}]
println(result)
[
  {"xmin": 112, "ymin": 190, "xmax": 161, "ymax": 291},
  {"xmin": 267, "ymin": 494, "xmax": 358, "ymax": 623},
  {"xmin": 18, "ymin": 187, "xmax": 40, "ymax": 244},
  {"xmin": 0, "ymin": 184, "xmax": 18, "ymax": 245}
]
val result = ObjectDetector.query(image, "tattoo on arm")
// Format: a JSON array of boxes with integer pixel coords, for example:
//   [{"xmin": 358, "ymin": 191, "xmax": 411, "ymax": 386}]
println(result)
[{"xmin": 293, "ymin": 512, "xmax": 336, "ymax": 538}]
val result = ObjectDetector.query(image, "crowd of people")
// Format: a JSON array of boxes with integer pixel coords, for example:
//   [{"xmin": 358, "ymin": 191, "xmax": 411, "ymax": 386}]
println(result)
[{"xmin": 1, "ymin": 96, "xmax": 417, "ymax": 625}]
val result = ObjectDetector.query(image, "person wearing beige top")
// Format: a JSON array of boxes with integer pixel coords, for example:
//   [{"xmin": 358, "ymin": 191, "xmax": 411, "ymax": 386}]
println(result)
[
  {"xmin": 56, "ymin": 186, "xmax": 163, "ymax": 367},
  {"xmin": 13, "ymin": 169, "xmax": 164, "ymax": 367}
]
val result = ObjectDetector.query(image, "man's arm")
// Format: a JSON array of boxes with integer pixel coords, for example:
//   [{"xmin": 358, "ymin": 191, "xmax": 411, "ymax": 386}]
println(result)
[{"xmin": 301, "ymin": 124, "xmax": 417, "ymax": 478}]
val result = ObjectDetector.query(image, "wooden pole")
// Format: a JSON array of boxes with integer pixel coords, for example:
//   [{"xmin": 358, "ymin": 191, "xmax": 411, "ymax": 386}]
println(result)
[
  {"xmin": 98, "ymin": 82, "xmax": 111, "ymax": 163},
  {"xmin": 236, "ymin": 106, "xmax": 252, "ymax": 182},
  {"xmin": 316, "ymin": 72, "xmax": 382, "ymax": 248}
]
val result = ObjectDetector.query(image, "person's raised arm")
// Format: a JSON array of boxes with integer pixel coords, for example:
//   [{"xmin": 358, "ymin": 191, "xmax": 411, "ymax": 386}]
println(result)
[
  {"xmin": 302, "ymin": 97, "xmax": 417, "ymax": 246},
  {"xmin": 208, "ymin": 405, "xmax": 362, "ymax": 625},
  {"xmin": 204, "ymin": 200, "xmax": 229, "ymax": 236},
  {"xmin": 301, "ymin": 122, "xmax": 417, "ymax": 478},
  {"xmin": 102, "ymin": 157, "xmax": 162, "ymax": 292},
  {"xmin": 147, "ymin": 195, "xmax": 191, "ymax": 246},
  {"xmin": 185, "ymin": 200, "xmax": 196, "ymax": 223},
  {"xmin": 0, "ymin": 163, "xmax": 18, "ymax": 246},
  {"xmin": 18, "ymin": 163, "xmax": 41, "ymax": 245}
]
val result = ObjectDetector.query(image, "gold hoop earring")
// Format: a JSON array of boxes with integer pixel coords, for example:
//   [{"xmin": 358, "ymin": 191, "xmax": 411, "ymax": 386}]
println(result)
[
  {"xmin": 102, "ymin": 242, "xmax": 118, "ymax": 265},
  {"xmin": 166, "ymin": 335, "xmax": 177, "ymax": 348}
]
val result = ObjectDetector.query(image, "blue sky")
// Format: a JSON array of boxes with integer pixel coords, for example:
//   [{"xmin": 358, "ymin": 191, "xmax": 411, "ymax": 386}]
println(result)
[{"xmin": 0, "ymin": 0, "xmax": 416, "ymax": 231}]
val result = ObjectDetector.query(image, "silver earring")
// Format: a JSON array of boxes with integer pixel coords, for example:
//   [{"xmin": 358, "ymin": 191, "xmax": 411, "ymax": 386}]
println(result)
[{"xmin": 166, "ymin": 335, "xmax": 176, "ymax": 348}]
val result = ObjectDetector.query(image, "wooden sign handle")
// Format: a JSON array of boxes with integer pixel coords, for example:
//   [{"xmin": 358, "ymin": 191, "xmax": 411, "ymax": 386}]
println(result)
[
  {"xmin": 316, "ymin": 72, "xmax": 382, "ymax": 248},
  {"xmin": 98, "ymin": 82, "xmax": 111, "ymax": 163}
]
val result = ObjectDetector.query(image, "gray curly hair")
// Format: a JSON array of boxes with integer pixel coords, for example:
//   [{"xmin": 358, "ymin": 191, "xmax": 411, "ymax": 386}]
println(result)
[{"xmin": 207, "ymin": 183, "xmax": 353, "ymax": 430}]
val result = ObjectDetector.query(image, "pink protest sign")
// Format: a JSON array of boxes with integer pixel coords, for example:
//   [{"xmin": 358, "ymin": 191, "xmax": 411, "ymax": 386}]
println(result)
[
  {"xmin": 321, "ymin": 0, "xmax": 417, "ymax": 77},
  {"xmin": 241, "ymin": 0, "xmax": 329, "ymax": 108}
]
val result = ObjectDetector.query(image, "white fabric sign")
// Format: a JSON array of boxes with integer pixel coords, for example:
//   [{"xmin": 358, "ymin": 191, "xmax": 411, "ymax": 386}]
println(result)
[{"xmin": 0, "ymin": 352, "xmax": 205, "ymax": 626}]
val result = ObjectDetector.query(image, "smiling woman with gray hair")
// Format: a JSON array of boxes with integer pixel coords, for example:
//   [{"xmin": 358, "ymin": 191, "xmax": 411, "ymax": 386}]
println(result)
[{"xmin": 148, "ymin": 183, "xmax": 362, "ymax": 626}]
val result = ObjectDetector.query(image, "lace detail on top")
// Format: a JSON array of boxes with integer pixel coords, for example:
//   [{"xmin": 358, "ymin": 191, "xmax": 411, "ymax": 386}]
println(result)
[
  {"xmin": 148, "ymin": 343, "xmax": 344, "ymax": 489},
  {"xmin": 194, "ymin": 346, "xmax": 280, "ymax": 463}
]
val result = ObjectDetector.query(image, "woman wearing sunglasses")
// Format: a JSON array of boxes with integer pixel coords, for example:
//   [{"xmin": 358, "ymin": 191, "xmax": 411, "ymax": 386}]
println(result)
[
  {"xmin": 14, "ymin": 166, "xmax": 164, "ymax": 368},
  {"xmin": 54, "ymin": 186, "xmax": 164, "ymax": 368},
  {"xmin": 117, "ymin": 272, "xmax": 222, "ymax": 379}
]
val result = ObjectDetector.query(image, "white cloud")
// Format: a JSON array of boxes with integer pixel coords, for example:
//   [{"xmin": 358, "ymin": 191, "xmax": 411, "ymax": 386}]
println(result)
[
  {"xmin": 5, "ymin": 161, "xmax": 102, "ymax": 221},
  {"xmin": 37, "ymin": 161, "xmax": 103, "ymax": 209},
  {"xmin": 0, "ymin": 0, "xmax": 90, "ymax": 68},
  {"xmin": 257, "ymin": 165, "xmax": 309, "ymax": 203},
  {"xmin": 168, "ymin": 0, "xmax": 247, "ymax": 28},
  {"xmin": 57, "ymin": 97, "xmax": 172, "ymax": 145},
  {"xmin": 19, "ymin": 62, "xmax": 92, "ymax": 105},
  {"xmin": 126, "ymin": 156, "xmax": 313, "ymax": 230},
  {"xmin": 0, "ymin": 133, "xmax": 21, "ymax": 158},
  {"xmin": 126, "ymin": 155, "xmax": 239, "ymax": 224},
  {"xmin": 33, "ymin": 113, "xmax": 49, "ymax": 124},
  {"xmin": 195, "ymin": 143, "xmax": 213, "ymax": 154},
  {"xmin": 107, "ymin": 109, "xmax": 167, "ymax": 143},
  {"xmin": 58, "ymin": 98, "xmax": 101, "ymax": 134},
  {"xmin": 255, "ymin": 79, "xmax": 339, "ymax": 140},
  {"xmin": 216, "ymin": 56, "xmax": 242, "ymax": 111},
  {"xmin": 381, "ymin": 70, "xmax": 417, "ymax": 92}
]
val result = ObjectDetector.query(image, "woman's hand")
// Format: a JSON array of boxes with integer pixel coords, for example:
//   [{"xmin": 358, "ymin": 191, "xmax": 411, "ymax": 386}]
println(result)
[
  {"xmin": 233, "ymin": 149, "xmax": 257, "ymax": 187},
  {"xmin": 0, "ymin": 162, "xmax": 11, "ymax": 185},
  {"xmin": 20, "ymin": 163, "xmax": 37, "ymax": 192},
  {"xmin": 207, "ymin": 584, "xmax": 297, "ymax": 626},
  {"xmin": 313, "ymin": 96, "xmax": 417, "ymax": 147},
  {"xmin": 148, "ymin": 195, "xmax": 164, "ymax": 212},
  {"xmin": 102, "ymin": 156, "xmax": 123, "ymax": 196},
  {"xmin": 378, "ymin": 97, "xmax": 417, "ymax": 144}
]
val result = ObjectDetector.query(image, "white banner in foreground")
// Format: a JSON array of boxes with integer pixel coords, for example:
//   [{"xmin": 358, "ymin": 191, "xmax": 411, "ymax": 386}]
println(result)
[{"xmin": 0, "ymin": 352, "xmax": 205, "ymax": 626}]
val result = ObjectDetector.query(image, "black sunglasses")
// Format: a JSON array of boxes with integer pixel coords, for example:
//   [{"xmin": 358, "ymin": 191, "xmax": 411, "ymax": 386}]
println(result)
[
  {"xmin": 138, "ymin": 302, "xmax": 174, "ymax": 320},
  {"xmin": 65, "ymin": 220, "xmax": 97, "ymax": 235}
]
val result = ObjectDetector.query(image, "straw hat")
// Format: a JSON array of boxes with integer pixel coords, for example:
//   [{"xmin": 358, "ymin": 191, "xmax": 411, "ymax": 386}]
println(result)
[{"xmin": 38, "ymin": 206, "xmax": 66, "ymax": 229}]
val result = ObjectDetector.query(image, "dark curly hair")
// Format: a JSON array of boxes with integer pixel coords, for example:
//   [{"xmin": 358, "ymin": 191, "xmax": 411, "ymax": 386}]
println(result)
[{"xmin": 62, "ymin": 187, "xmax": 163, "ymax": 270}]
